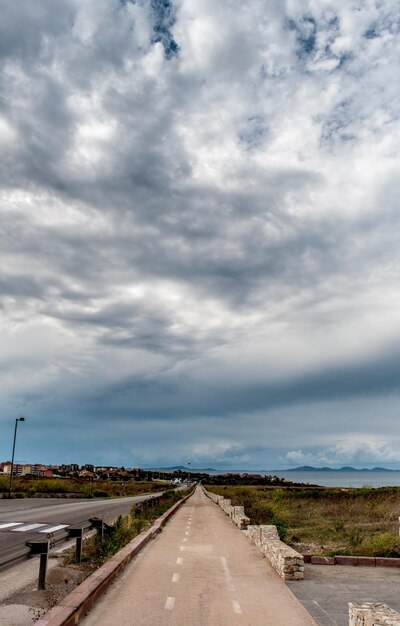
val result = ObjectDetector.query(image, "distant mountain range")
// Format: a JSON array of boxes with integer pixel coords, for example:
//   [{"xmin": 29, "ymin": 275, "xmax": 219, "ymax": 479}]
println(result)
[
  {"xmin": 149, "ymin": 465, "xmax": 218, "ymax": 472},
  {"xmin": 276, "ymin": 466, "xmax": 396, "ymax": 472},
  {"xmin": 146, "ymin": 464, "xmax": 398, "ymax": 473}
]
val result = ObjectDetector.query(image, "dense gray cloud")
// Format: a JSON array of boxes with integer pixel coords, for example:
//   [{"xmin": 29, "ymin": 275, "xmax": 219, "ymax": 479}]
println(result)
[{"xmin": 1, "ymin": 0, "xmax": 400, "ymax": 468}]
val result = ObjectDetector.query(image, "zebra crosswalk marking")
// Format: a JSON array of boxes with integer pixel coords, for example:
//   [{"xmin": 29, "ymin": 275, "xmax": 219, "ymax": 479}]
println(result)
[
  {"xmin": 0, "ymin": 521, "xmax": 70, "ymax": 534},
  {"xmin": 0, "ymin": 522, "xmax": 24, "ymax": 530},
  {"xmin": 13, "ymin": 523, "xmax": 47, "ymax": 532},
  {"xmin": 39, "ymin": 524, "xmax": 68, "ymax": 533}
]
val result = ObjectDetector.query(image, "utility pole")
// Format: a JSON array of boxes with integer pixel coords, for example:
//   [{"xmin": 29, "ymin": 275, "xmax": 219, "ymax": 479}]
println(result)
[{"xmin": 8, "ymin": 417, "xmax": 26, "ymax": 498}]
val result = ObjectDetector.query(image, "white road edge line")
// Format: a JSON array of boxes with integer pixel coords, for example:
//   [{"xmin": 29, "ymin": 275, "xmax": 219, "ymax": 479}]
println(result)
[{"xmin": 165, "ymin": 597, "xmax": 175, "ymax": 610}]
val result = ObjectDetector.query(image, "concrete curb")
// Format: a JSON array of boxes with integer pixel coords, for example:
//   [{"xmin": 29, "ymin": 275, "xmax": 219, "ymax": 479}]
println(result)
[
  {"xmin": 304, "ymin": 554, "xmax": 400, "ymax": 568},
  {"xmin": 35, "ymin": 490, "xmax": 194, "ymax": 626}
]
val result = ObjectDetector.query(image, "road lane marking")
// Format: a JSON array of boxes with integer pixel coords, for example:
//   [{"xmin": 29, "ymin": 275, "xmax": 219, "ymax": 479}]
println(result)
[
  {"xmin": 13, "ymin": 523, "xmax": 47, "ymax": 532},
  {"xmin": 39, "ymin": 524, "xmax": 68, "ymax": 533},
  {"xmin": 220, "ymin": 556, "xmax": 235, "ymax": 592},
  {"xmin": 165, "ymin": 597, "xmax": 175, "ymax": 610},
  {"xmin": 232, "ymin": 601, "xmax": 242, "ymax": 614},
  {"xmin": 172, "ymin": 573, "xmax": 180, "ymax": 583},
  {"xmin": 185, "ymin": 531, "xmax": 189, "ymax": 535},
  {"xmin": 180, "ymin": 546, "xmax": 184, "ymax": 551},
  {"xmin": 0, "ymin": 522, "xmax": 24, "ymax": 530},
  {"xmin": 183, "ymin": 538, "xmax": 188, "ymax": 542},
  {"xmin": 176, "ymin": 557, "xmax": 183, "ymax": 565}
]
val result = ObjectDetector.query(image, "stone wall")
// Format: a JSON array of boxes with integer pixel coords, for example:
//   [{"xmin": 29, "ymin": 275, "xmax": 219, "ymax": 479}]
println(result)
[
  {"xmin": 244, "ymin": 524, "xmax": 304, "ymax": 580},
  {"xmin": 206, "ymin": 491, "xmax": 250, "ymax": 529},
  {"xmin": 349, "ymin": 602, "xmax": 400, "ymax": 625},
  {"xmin": 204, "ymin": 489, "xmax": 304, "ymax": 580}
]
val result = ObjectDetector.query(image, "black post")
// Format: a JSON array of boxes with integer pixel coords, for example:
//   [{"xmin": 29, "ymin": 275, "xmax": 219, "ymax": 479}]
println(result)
[
  {"xmin": 38, "ymin": 552, "xmax": 48, "ymax": 590},
  {"xmin": 76, "ymin": 531, "xmax": 83, "ymax": 563},
  {"xmin": 8, "ymin": 418, "xmax": 25, "ymax": 498}
]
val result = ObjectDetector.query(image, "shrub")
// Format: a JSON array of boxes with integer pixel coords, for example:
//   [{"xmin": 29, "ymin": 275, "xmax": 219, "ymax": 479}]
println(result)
[{"xmin": 93, "ymin": 490, "xmax": 109, "ymax": 498}]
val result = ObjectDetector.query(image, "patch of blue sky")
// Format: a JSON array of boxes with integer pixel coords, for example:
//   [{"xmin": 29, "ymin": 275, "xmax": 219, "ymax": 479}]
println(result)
[
  {"xmin": 319, "ymin": 101, "xmax": 357, "ymax": 150},
  {"xmin": 287, "ymin": 16, "xmax": 317, "ymax": 59},
  {"xmin": 238, "ymin": 116, "xmax": 268, "ymax": 151},
  {"xmin": 150, "ymin": 0, "xmax": 179, "ymax": 59},
  {"xmin": 119, "ymin": 0, "xmax": 179, "ymax": 58},
  {"xmin": 364, "ymin": 28, "xmax": 379, "ymax": 39}
]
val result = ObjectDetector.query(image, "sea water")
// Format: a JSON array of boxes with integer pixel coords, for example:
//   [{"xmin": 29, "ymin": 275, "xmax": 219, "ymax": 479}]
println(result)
[{"xmin": 268, "ymin": 470, "xmax": 400, "ymax": 488}]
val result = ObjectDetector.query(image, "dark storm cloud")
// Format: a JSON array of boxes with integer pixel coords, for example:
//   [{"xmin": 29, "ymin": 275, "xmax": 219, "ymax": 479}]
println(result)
[{"xmin": 1, "ymin": 0, "xmax": 400, "ymax": 468}]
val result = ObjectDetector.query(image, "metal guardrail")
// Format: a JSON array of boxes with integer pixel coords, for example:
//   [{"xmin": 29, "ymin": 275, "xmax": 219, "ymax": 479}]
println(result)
[
  {"xmin": 26, "ymin": 517, "xmax": 114, "ymax": 589},
  {"xmin": 1, "ymin": 487, "xmax": 191, "ymax": 576}
]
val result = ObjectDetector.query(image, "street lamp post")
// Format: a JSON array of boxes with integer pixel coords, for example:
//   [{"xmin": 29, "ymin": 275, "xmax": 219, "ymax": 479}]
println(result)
[
  {"xmin": 8, "ymin": 417, "xmax": 26, "ymax": 498},
  {"xmin": 187, "ymin": 461, "xmax": 191, "ymax": 484}
]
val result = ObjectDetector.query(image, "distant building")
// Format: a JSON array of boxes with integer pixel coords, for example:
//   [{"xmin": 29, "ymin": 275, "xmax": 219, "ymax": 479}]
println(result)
[
  {"xmin": 2, "ymin": 463, "xmax": 31, "ymax": 476},
  {"xmin": 60, "ymin": 464, "xmax": 80, "ymax": 473}
]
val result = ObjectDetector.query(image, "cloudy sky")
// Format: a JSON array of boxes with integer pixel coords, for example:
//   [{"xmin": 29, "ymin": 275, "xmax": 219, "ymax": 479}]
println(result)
[{"xmin": 1, "ymin": 0, "xmax": 400, "ymax": 470}]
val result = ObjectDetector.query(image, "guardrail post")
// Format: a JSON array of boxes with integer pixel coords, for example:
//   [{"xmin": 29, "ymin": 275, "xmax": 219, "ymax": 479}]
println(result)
[
  {"xmin": 75, "ymin": 528, "xmax": 83, "ymax": 563},
  {"xmin": 38, "ymin": 551, "xmax": 48, "ymax": 590},
  {"xmin": 89, "ymin": 517, "xmax": 113, "ymax": 543},
  {"xmin": 26, "ymin": 540, "xmax": 49, "ymax": 590}
]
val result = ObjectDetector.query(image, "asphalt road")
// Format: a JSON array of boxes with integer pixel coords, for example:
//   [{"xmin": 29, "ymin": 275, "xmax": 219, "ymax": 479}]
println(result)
[
  {"xmin": 0, "ymin": 491, "xmax": 166, "ymax": 569},
  {"xmin": 82, "ymin": 487, "xmax": 317, "ymax": 626}
]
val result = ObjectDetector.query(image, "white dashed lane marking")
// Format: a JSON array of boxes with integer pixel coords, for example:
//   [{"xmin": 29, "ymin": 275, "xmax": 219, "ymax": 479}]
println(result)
[
  {"xmin": 176, "ymin": 557, "xmax": 183, "ymax": 565},
  {"xmin": 172, "ymin": 573, "xmax": 180, "ymax": 583},
  {"xmin": 220, "ymin": 556, "xmax": 235, "ymax": 592},
  {"xmin": 232, "ymin": 601, "xmax": 242, "ymax": 614},
  {"xmin": 165, "ymin": 597, "xmax": 175, "ymax": 610}
]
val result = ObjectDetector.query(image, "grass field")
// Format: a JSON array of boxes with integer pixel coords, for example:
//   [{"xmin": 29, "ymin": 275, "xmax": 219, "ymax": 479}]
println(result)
[
  {"xmin": 206, "ymin": 484, "xmax": 400, "ymax": 557},
  {"xmin": 0, "ymin": 476, "xmax": 172, "ymax": 498}
]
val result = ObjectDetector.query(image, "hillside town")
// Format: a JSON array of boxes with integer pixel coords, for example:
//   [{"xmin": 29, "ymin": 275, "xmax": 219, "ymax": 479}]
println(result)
[
  {"xmin": 0, "ymin": 461, "xmax": 149, "ymax": 481},
  {"xmin": 0, "ymin": 461, "xmax": 295, "ymax": 486}
]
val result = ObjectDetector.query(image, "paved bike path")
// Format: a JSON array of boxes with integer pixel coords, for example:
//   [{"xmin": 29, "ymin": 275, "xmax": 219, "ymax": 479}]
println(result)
[{"xmin": 81, "ymin": 486, "xmax": 317, "ymax": 626}]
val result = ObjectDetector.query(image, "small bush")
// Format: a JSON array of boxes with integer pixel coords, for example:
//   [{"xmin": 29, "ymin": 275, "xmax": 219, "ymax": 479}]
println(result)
[{"xmin": 93, "ymin": 490, "xmax": 109, "ymax": 498}]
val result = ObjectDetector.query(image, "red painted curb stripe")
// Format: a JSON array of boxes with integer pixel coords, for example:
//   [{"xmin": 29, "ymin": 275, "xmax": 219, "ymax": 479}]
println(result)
[{"xmin": 302, "ymin": 554, "xmax": 400, "ymax": 568}]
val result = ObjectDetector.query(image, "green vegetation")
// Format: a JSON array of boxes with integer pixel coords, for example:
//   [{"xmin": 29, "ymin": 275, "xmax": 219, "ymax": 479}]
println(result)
[
  {"xmin": 206, "ymin": 484, "xmax": 400, "ymax": 557},
  {"xmin": 65, "ymin": 489, "xmax": 186, "ymax": 570},
  {"xmin": 0, "ymin": 476, "xmax": 173, "ymax": 498}
]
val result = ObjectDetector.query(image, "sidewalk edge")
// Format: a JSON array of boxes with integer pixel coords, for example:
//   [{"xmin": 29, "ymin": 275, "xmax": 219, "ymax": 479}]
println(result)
[{"xmin": 35, "ymin": 489, "xmax": 194, "ymax": 626}]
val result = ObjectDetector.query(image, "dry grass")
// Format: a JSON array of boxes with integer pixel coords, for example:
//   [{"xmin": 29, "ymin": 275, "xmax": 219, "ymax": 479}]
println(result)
[
  {"xmin": 0, "ymin": 476, "xmax": 172, "ymax": 498},
  {"xmin": 206, "ymin": 484, "xmax": 400, "ymax": 557}
]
